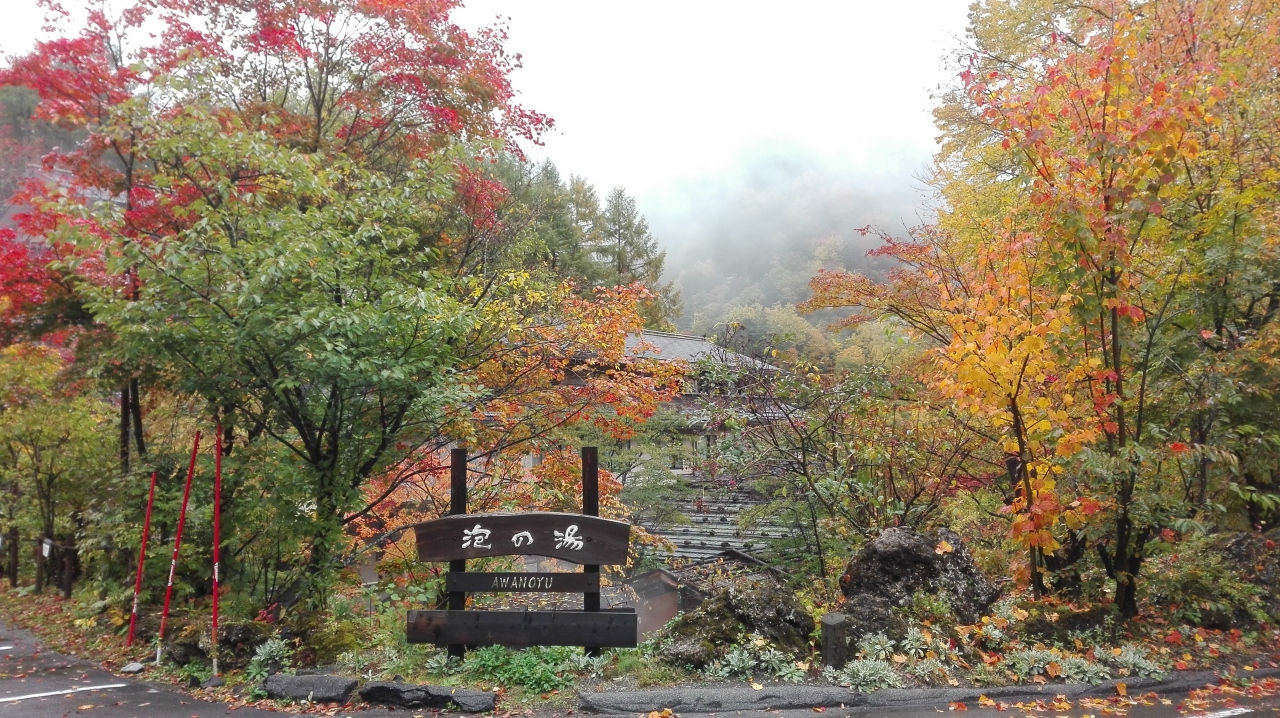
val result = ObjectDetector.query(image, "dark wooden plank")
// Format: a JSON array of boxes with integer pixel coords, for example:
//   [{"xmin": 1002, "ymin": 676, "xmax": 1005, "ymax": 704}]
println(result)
[
  {"xmin": 406, "ymin": 610, "xmax": 638, "ymax": 648},
  {"xmin": 446, "ymin": 572, "xmax": 600, "ymax": 593},
  {"xmin": 413, "ymin": 512, "xmax": 630, "ymax": 565},
  {"xmin": 582, "ymin": 447, "xmax": 601, "ymax": 656},
  {"xmin": 446, "ymin": 448, "xmax": 467, "ymax": 659}
]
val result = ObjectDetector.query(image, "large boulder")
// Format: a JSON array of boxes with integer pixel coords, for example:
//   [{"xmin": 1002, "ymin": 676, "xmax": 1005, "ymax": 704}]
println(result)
[
  {"xmin": 839, "ymin": 527, "xmax": 998, "ymax": 626},
  {"xmin": 659, "ymin": 572, "xmax": 814, "ymax": 668},
  {"xmin": 837, "ymin": 594, "xmax": 909, "ymax": 643},
  {"xmin": 262, "ymin": 674, "xmax": 358, "ymax": 703},
  {"xmin": 359, "ymin": 682, "xmax": 496, "ymax": 713}
]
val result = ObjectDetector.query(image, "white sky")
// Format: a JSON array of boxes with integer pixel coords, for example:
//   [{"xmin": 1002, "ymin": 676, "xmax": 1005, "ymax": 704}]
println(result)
[{"xmin": 0, "ymin": 0, "xmax": 971, "ymax": 218}]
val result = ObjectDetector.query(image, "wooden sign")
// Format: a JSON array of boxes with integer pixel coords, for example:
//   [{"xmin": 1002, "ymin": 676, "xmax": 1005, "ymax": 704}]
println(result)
[
  {"xmin": 412, "ymin": 512, "xmax": 630, "ymax": 565},
  {"xmin": 417, "ymin": 447, "xmax": 630, "ymax": 657},
  {"xmin": 446, "ymin": 572, "xmax": 600, "ymax": 593},
  {"xmin": 407, "ymin": 609, "xmax": 638, "ymax": 648}
]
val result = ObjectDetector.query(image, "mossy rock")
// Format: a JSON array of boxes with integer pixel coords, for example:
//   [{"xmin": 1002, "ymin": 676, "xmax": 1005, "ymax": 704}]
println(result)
[
  {"xmin": 840, "ymin": 593, "xmax": 909, "ymax": 643},
  {"xmin": 215, "ymin": 620, "xmax": 276, "ymax": 669},
  {"xmin": 658, "ymin": 573, "xmax": 814, "ymax": 668}
]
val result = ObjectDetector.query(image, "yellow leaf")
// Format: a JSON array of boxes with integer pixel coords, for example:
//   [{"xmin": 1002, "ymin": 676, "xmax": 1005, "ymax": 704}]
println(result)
[
  {"xmin": 1115, "ymin": 682, "xmax": 1127, "ymax": 697},
  {"xmin": 751, "ymin": 683, "xmax": 763, "ymax": 690},
  {"xmin": 935, "ymin": 540, "xmax": 954, "ymax": 555}
]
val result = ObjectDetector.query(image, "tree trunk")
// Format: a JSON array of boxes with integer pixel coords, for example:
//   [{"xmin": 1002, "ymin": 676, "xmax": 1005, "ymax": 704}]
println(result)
[
  {"xmin": 119, "ymin": 382, "xmax": 131, "ymax": 471},
  {"xmin": 34, "ymin": 533, "xmax": 45, "ymax": 594},
  {"xmin": 6, "ymin": 527, "xmax": 16, "ymax": 588},
  {"xmin": 129, "ymin": 377, "xmax": 146, "ymax": 457},
  {"xmin": 61, "ymin": 535, "xmax": 75, "ymax": 599}
]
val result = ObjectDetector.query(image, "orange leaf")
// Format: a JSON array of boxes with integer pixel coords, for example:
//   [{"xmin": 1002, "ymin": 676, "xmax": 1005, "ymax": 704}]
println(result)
[
  {"xmin": 1116, "ymin": 682, "xmax": 1127, "ymax": 697},
  {"xmin": 949, "ymin": 701, "xmax": 968, "ymax": 711}
]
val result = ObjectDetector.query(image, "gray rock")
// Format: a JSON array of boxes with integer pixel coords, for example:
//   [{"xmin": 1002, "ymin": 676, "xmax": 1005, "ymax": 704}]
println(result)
[
  {"xmin": 165, "ymin": 639, "xmax": 207, "ymax": 666},
  {"xmin": 262, "ymin": 674, "xmax": 358, "ymax": 703},
  {"xmin": 201, "ymin": 676, "xmax": 225, "ymax": 689},
  {"xmin": 120, "ymin": 662, "xmax": 145, "ymax": 675},
  {"xmin": 838, "ymin": 594, "xmax": 908, "ymax": 643},
  {"xmin": 359, "ymin": 681, "xmax": 496, "ymax": 713},
  {"xmin": 839, "ymin": 527, "xmax": 998, "ymax": 624},
  {"xmin": 658, "ymin": 572, "xmax": 814, "ymax": 668},
  {"xmin": 213, "ymin": 620, "xmax": 275, "ymax": 670}
]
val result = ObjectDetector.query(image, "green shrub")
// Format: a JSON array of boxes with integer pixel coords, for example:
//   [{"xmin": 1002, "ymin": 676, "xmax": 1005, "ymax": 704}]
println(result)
[
  {"xmin": 901, "ymin": 627, "xmax": 929, "ymax": 659},
  {"xmin": 1059, "ymin": 656, "xmax": 1111, "ymax": 684},
  {"xmin": 246, "ymin": 637, "xmax": 292, "ymax": 683},
  {"xmin": 461, "ymin": 645, "xmax": 575, "ymax": 694},
  {"xmin": 824, "ymin": 659, "xmax": 904, "ymax": 692},
  {"xmin": 906, "ymin": 657, "xmax": 949, "ymax": 685},
  {"xmin": 906, "ymin": 593, "xmax": 954, "ymax": 625},
  {"xmin": 703, "ymin": 635, "xmax": 807, "ymax": 682},
  {"xmin": 856, "ymin": 632, "xmax": 896, "ymax": 660},
  {"xmin": 1109, "ymin": 645, "xmax": 1163, "ymax": 679},
  {"xmin": 1004, "ymin": 649, "xmax": 1058, "ymax": 680},
  {"xmin": 1143, "ymin": 543, "xmax": 1267, "ymax": 628}
]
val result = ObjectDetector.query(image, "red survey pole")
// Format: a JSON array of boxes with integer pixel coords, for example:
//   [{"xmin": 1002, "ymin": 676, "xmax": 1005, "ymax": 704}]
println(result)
[
  {"xmin": 126, "ymin": 472, "xmax": 158, "ymax": 648},
  {"xmin": 211, "ymin": 426, "xmax": 222, "ymax": 676},
  {"xmin": 156, "ymin": 430, "xmax": 200, "ymax": 665}
]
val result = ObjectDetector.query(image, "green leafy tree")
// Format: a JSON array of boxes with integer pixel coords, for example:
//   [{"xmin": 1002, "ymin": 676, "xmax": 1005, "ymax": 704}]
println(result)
[
  {"xmin": 0, "ymin": 345, "xmax": 113, "ymax": 568},
  {"xmin": 75, "ymin": 109, "xmax": 478, "ymax": 597}
]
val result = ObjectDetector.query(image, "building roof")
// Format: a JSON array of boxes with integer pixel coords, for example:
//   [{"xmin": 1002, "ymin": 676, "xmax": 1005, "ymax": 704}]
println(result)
[{"xmin": 627, "ymin": 331, "xmax": 773, "ymax": 370}]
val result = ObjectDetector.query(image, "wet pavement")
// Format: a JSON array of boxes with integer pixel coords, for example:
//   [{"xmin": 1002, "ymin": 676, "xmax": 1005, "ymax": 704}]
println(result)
[
  {"xmin": 0, "ymin": 622, "xmax": 273, "ymax": 717},
  {"xmin": 0, "ymin": 617, "xmax": 1277, "ymax": 718}
]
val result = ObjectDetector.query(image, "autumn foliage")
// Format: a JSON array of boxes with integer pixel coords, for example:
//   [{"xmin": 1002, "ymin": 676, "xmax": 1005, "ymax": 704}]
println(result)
[
  {"xmin": 0, "ymin": 0, "xmax": 677, "ymax": 606},
  {"xmin": 806, "ymin": 0, "xmax": 1280, "ymax": 614}
]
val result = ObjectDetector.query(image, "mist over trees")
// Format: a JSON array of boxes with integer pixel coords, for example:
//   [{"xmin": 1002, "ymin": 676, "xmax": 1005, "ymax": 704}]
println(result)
[{"xmin": 640, "ymin": 144, "xmax": 927, "ymax": 363}]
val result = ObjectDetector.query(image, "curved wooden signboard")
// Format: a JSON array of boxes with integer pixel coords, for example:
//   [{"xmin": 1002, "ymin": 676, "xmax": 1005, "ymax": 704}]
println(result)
[{"xmin": 412, "ymin": 512, "xmax": 630, "ymax": 565}]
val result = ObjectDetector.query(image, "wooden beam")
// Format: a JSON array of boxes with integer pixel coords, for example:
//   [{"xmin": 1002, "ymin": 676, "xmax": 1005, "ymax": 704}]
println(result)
[
  {"xmin": 446, "ymin": 572, "xmax": 600, "ymax": 593},
  {"xmin": 447, "ymin": 447, "xmax": 467, "ymax": 659},
  {"xmin": 412, "ymin": 512, "xmax": 630, "ymax": 565},
  {"xmin": 407, "ymin": 609, "xmax": 638, "ymax": 648},
  {"xmin": 582, "ymin": 447, "xmax": 600, "ymax": 657}
]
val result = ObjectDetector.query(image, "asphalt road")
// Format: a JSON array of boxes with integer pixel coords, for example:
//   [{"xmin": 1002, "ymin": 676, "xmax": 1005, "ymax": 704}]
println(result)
[
  {"xmin": 0, "ymin": 622, "xmax": 279, "ymax": 717},
  {"xmin": 0, "ymin": 617, "xmax": 1277, "ymax": 718}
]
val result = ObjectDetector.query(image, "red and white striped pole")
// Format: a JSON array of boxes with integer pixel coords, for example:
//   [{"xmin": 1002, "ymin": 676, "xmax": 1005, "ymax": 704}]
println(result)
[
  {"xmin": 156, "ymin": 431, "xmax": 200, "ymax": 665},
  {"xmin": 126, "ymin": 472, "xmax": 158, "ymax": 648},
  {"xmin": 211, "ymin": 426, "xmax": 222, "ymax": 676}
]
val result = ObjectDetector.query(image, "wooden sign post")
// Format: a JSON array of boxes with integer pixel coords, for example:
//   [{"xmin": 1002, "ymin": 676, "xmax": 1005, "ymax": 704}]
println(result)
[{"xmin": 406, "ymin": 447, "xmax": 637, "ymax": 654}]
